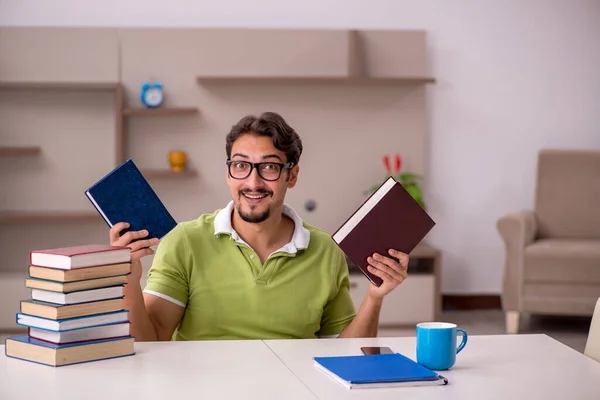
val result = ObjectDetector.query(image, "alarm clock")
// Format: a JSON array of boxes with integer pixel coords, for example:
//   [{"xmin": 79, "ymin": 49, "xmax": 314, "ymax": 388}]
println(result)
[{"xmin": 140, "ymin": 82, "xmax": 164, "ymax": 108}]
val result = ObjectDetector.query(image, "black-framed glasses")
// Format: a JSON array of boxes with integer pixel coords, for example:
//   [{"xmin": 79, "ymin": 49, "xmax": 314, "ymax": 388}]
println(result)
[{"xmin": 226, "ymin": 160, "xmax": 294, "ymax": 181}]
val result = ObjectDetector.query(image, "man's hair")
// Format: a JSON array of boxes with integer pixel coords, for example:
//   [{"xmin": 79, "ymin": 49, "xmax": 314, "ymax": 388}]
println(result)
[{"xmin": 225, "ymin": 112, "xmax": 303, "ymax": 165}]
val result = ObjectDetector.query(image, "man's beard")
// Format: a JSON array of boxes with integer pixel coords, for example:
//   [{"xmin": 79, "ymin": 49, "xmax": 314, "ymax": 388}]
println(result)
[
  {"xmin": 238, "ymin": 204, "xmax": 271, "ymax": 223},
  {"xmin": 237, "ymin": 188, "xmax": 272, "ymax": 223}
]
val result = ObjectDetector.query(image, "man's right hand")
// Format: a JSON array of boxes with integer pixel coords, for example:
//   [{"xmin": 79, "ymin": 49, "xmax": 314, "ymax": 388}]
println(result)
[{"xmin": 109, "ymin": 222, "xmax": 159, "ymax": 283}]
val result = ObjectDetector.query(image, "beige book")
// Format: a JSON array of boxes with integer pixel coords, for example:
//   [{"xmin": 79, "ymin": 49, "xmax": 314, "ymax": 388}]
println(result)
[
  {"xmin": 5, "ymin": 335, "xmax": 135, "ymax": 367},
  {"xmin": 29, "ymin": 262, "xmax": 131, "ymax": 282}
]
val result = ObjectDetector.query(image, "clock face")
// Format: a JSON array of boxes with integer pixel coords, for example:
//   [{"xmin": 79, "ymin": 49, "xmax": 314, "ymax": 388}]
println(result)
[{"xmin": 144, "ymin": 88, "xmax": 163, "ymax": 107}]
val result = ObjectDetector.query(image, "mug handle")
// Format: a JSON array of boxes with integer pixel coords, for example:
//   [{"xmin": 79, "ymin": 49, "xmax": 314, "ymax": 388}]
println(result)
[{"xmin": 456, "ymin": 328, "xmax": 468, "ymax": 354}]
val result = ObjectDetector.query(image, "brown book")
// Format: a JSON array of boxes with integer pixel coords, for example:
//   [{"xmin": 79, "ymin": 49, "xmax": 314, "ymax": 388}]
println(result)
[
  {"xmin": 29, "ymin": 262, "xmax": 131, "ymax": 282},
  {"xmin": 332, "ymin": 176, "xmax": 435, "ymax": 287}
]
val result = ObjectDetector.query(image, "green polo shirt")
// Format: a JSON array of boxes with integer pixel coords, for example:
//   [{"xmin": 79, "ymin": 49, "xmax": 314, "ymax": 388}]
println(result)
[{"xmin": 143, "ymin": 202, "xmax": 356, "ymax": 341}]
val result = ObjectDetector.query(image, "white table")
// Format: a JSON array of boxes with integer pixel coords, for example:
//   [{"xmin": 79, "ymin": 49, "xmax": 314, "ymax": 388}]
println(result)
[
  {"xmin": 0, "ymin": 339, "xmax": 317, "ymax": 400},
  {"xmin": 2, "ymin": 335, "xmax": 599, "ymax": 400},
  {"xmin": 265, "ymin": 334, "xmax": 600, "ymax": 400}
]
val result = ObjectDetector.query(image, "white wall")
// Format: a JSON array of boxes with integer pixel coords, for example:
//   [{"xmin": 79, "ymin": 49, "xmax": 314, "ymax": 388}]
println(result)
[{"xmin": 2, "ymin": 0, "xmax": 599, "ymax": 294}]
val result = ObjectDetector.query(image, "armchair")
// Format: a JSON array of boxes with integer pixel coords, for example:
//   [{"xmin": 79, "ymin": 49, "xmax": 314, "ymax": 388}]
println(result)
[{"xmin": 497, "ymin": 149, "xmax": 600, "ymax": 333}]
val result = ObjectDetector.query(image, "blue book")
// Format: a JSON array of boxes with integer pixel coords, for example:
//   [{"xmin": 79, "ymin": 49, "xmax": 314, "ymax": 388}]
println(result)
[
  {"xmin": 16, "ymin": 309, "xmax": 129, "ymax": 331},
  {"xmin": 4, "ymin": 335, "xmax": 135, "ymax": 367},
  {"xmin": 85, "ymin": 159, "xmax": 177, "ymax": 240},
  {"xmin": 313, "ymin": 353, "xmax": 448, "ymax": 389}
]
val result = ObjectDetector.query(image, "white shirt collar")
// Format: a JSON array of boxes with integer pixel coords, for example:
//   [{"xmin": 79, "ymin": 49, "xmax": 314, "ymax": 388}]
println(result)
[{"xmin": 214, "ymin": 201, "xmax": 310, "ymax": 253}]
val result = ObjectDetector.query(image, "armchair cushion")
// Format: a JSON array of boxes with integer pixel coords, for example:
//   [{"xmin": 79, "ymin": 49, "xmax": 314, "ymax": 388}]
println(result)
[
  {"xmin": 524, "ymin": 239, "xmax": 600, "ymax": 284},
  {"xmin": 535, "ymin": 150, "xmax": 600, "ymax": 239}
]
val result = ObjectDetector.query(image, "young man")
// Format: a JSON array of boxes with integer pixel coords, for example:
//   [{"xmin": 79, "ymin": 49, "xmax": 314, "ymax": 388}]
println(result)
[{"xmin": 110, "ymin": 112, "xmax": 409, "ymax": 341}]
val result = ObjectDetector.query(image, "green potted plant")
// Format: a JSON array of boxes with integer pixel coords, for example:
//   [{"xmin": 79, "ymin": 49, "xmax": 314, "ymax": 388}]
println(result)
[{"xmin": 369, "ymin": 153, "xmax": 427, "ymax": 210}]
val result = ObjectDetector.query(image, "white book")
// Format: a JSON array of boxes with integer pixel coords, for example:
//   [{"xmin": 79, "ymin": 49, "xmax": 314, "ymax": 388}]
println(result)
[
  {"xmin": 31, "ymin": 286, "xmax": 124, "ymax": 305},
  {"xmin": 29, "ymin": 322, "xmax": 131, "ymax": 344}
]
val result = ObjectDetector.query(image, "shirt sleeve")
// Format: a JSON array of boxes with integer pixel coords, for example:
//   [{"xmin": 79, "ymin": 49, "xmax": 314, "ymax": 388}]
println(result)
[
  {"xmin": 143, "ymin": 224, "xmax": 190, "ymax": 307},
  {"xmin": 317, "ymin": 248, "xmax": 357, "ymax": 337}
]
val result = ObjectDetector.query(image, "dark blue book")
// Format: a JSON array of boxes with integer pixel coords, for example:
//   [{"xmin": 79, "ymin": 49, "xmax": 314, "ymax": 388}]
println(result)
[
  {"xmin": 5, "ymin": 335, "xmax": 135, "ymax": 367},
  {"xmin": 85, "ymin": 159, "xmax": 177, "ymax": 240},
  {"xmin": 313, "ymin": 353, "xmax": 448, "ymax": 389}
]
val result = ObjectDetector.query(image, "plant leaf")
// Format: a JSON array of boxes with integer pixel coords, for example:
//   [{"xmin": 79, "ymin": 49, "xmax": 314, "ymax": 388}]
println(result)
[
  {"xmin": 404, "ymin": 184, "xmax": 420, "ymax": 198},
  {"xmin": 400, "ymin": 172, "xmax": 421, "ymax": 182}
]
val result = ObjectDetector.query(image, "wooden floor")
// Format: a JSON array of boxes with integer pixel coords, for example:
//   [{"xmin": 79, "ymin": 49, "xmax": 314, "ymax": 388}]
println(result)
[
  {"xmin": 379, "ymin": 310, "xmax": 591, "ymax": 353},
  {"xmin": 0, "ymin": 310, "xmax": 591, "ymax": 353}
]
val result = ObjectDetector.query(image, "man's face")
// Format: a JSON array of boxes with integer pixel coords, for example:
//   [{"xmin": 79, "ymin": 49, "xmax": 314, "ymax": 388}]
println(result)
[{"xmin": 227, "ymin": 133, "xmax": 299, "ymax": 224}]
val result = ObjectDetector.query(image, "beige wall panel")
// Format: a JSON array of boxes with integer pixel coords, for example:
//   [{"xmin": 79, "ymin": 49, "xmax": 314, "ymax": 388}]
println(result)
[
  {"xmin": 360, "ymin": 30, "xmax": 428, "ymax": 77},
  {"xmin": 121, "ymin": 28, "xmax": 350, "ymax": 79},
  {"xmin": 0, "ymin": 90, "xmax": 117, "ymax": 213},
  {"xmin": 120, "ymin": 28, "xmax": 429, "ymax": 234},
  {"xmin": 0, "ymin": 222, "xmax": 109, "ymax": 274},
  {"xmin": 0, "ymin": 89, "xmax": 117, "ymax": 279},
  {"xmin": 0, "ymin": 27, "xmax": 119, "ymax": 82}
]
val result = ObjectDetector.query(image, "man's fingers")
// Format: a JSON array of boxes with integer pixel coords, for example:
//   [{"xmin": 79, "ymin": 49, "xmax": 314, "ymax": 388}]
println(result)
[
  {"xmin": 109, "ymin": 222, "xmax": 130, "ymax": 244},
  {"xmin": 108, "ymin": 223, "xmax": 157, "ymax": 265},
  {"xmin": 374, "ymin": 253, "xmax": 405, "ymax": 272},
  {"xmin": 117, "ymin": 229, "xmax": 149, "ymax": 246},
  {"xmin": 368, "ymin": 255, "xmax": 404, "ymax": 282},
  {"xmin": 388, "ymin": 249, "xmax": 409, "ymax": 269},
  {"xmin": 109, "ymin": 222, "xmax": 151, "ymax": 247},
  {"xmin": 127, "ymin": 238, "xmax": 159, "ymax": 253},
  {"xmin": 131, "ymin": 247, "xmax": 154, "ymax": 260},
  {"xmin": 367, "ymin": 264, "xmax": 393, "ymax": 283}
]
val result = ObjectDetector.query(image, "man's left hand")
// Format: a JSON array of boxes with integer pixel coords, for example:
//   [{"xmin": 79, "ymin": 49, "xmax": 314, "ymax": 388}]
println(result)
[{"xmin": 366, "ymin": 249, "xmax": 409, "ymax": 300}]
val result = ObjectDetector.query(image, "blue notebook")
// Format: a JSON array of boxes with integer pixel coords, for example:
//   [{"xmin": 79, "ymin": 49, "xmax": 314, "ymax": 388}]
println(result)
[
  {"xmin": 313, "ymin": 353, "xmax": 448, "ymax": 389},
  {"xmin": 85, "ymin": 159, "xmax": 177, "ymax": 240}
]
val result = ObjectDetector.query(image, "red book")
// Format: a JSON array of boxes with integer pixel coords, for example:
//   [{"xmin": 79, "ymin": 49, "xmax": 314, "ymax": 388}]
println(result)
[
  {"xmin": 30, "ymin": 244, "xmax": 131, "ymax": 270},
  {"xmin": 332, "ymin": 177, "xmax": 436, "ymax": 287}
]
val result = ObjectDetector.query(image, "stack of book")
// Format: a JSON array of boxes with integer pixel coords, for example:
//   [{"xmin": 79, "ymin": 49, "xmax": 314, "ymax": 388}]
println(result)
[{"xmin": 4, "ymin": 244, "xmax": 136, "ymax": 367}]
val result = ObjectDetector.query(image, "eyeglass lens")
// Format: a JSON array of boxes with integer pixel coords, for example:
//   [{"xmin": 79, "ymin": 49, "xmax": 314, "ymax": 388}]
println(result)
[{"xmin": 229, "ymin": 161, "xmax": 282, "ymax": 180}]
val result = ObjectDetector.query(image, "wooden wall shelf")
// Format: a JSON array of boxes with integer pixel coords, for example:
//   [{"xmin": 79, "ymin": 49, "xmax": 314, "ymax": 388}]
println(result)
[
  {"xmin": 196, "ymin": 76, "xmax": 435, "ymax": 84},
  {"xmin": 0, "ymin": 82, "xmax": 124, "ymax": 163},
  {"xmin": 0, "ymin": 146, "xmax": 42, "ymax": 156},
  {"xmin": 0, "ymin": 81, "xmax": 120, "ymax": 91},
  {"xmin": 123, "ymin": 107, "xmax": 199, "ymax": 117},
  {"xmin": 0, "ymin": 211, "xmax": 101, "ymax": 223},
  {"xmin": 141, "ymin": 169, "xmax": 198, "ymax": 178}
]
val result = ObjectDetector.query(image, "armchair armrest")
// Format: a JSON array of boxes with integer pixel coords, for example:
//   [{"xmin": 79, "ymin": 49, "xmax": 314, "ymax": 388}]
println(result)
[{"xmin": 496, "ymin": 210, "xmax": 538, "ymax": 311}]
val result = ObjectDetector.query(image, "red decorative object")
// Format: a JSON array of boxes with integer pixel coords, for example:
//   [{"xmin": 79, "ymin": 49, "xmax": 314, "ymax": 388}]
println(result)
[
  {"xmin": 370, "ymin": 152, "xmax": 427, "ymax": 210},
  {"xmin": 394, "ymin": 153, "xmax": 402, "ymax": 174},
  {"xmin": 383, "ymin": 155, "xmax": 391, "ymax": 174}
]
